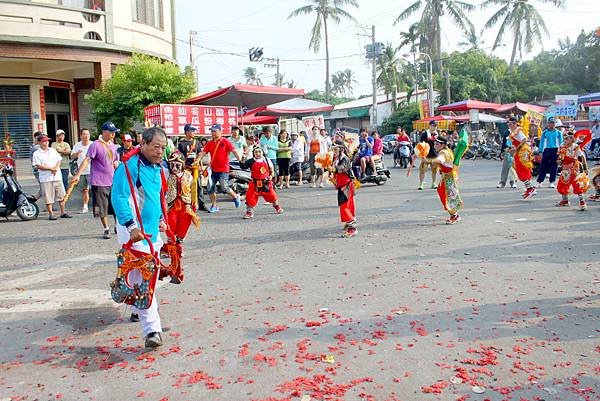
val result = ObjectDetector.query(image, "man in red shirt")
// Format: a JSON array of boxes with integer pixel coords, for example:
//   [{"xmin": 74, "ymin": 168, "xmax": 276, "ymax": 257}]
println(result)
[{"xmin": 195, "ymin": 124, "xmax": 242, "ymax": 213}]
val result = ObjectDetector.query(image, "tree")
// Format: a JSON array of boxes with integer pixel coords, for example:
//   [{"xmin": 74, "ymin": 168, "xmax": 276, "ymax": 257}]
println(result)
[
  {"xmin": 481, "ymin": 0, "xmax": 565, "ymax": 69},
  {"xmin": 243, "ymin": 67, "xmax": 263, "ymax": 85},
  {"xmin": 305, "ymin": 89, "xmax": 353, "ymax": 105},
  {"xmin": 433, "ymin": 49, "xmax": 516, "ymax": 104},
  {"xmin": 398, "ymin": 22, "xmax": 421, "ymax": 53},
  {"xmin": 381, "ymin": 102, "xmax": 420, "ymax": 135},
  {"xmin": 458, "ymin": 25, "xmax": 484, "ymax": 50},
  {"xmin": 272, "ymin": 72, "xmax": 285, "ymax": 87},
  {"xmin": 376, "ymin": 44, "xmax": 409, "ymax": 111},
  {"xmin": 288, "ymin": 0, "xmax": 358, "ymax": 101},
  {"xmin": 394, "ymin": 0, "xmax": 475, "ymax": 72},
  {"xmin": 331, "ymin": 69, "xmax": 358, "ymax": 97},
  {"xmin": 86, "ymin": 54, "xmax": 195, "ymax": 132}
]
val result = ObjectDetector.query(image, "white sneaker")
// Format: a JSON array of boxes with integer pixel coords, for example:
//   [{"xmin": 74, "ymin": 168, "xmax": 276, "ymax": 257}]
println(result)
[
  {"xmin": 319, "ymin": 183, "xmax": 324, "ymax": 188},
  {"xmin": 549, "ymin": 183, "xmax": 556, "ymax": 188},
  {"xmin": 535, "ymin": 182, "xmax": 543, "ymax": 188},
  {"xmin": 81, "ymin": 205, "xmax": 88, "ymax": 213}
]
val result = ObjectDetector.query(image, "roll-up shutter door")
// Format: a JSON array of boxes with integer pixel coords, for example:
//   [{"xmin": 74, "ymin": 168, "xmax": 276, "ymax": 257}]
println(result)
[
  {"xmin": 0, "ymin": 86, "xmax": 32, "ymax": 159},
  {"xmin": 77, "ymin": 89, "xmax": 94, "ymax": 134}
]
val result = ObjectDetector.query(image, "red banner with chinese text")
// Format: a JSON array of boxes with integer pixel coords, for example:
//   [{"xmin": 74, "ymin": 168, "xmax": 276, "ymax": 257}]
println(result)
[{"xmin": 143, "ymin": 104, "xmax": 238, "ymax": 136}]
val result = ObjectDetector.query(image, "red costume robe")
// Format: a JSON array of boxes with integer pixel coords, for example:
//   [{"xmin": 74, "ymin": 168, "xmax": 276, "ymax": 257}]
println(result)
[{"xmin": 245, "ymin": 158, "xmax": 278, "ymax": 208}]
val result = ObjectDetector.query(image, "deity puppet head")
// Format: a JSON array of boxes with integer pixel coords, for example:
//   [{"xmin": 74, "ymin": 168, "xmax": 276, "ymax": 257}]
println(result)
[{"xmin": 167, "ymin": 151, "xmax": 185, "ymax": 174}]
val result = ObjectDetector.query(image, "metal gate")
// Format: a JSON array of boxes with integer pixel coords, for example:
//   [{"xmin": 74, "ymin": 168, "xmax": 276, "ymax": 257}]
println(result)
[{"xmin": 0, "ymin": 86, "xmax": 32, "ymax": 159}]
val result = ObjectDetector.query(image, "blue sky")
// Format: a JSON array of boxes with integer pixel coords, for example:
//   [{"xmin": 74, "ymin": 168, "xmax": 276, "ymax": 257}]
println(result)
[{"xmin": 174, "ymin": 0, "xmax": 598, "ymax": 96}]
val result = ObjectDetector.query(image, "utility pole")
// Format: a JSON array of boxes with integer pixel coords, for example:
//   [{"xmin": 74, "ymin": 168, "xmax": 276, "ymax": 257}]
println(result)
[
  {"xmin": 371, "ymin": 25, "xmax": 377, "ymax": 129},
  {"xmin": 264, "ymin": 57, "xmax": 281, "ymax": 86},
  {"xmin": 189, "ymin": 30, "xmax": 198, "ymax": 90},
  {"xmin": 445, "ymin": 67, "xmax": 451, "ymax": 104}
]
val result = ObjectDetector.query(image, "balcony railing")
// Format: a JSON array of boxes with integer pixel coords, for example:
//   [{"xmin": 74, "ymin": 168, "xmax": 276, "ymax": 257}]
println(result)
[{"xmin": 0, "ymin": 1, "xmax": 106, "ymax": 43}]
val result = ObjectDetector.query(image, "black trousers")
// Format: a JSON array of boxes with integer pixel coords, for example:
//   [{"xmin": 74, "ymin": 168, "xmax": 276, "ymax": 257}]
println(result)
[{"xmin": 537, "ymin": 147, "xmax": 558, "ymax": 183}]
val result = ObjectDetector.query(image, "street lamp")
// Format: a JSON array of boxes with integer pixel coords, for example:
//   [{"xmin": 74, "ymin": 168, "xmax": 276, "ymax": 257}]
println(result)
[{"xmin": 404, "ymin": 51, "xmax": 434, "ymax": 117}]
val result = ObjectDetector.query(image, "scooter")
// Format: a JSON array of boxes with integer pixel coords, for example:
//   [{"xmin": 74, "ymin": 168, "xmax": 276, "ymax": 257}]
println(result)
[
  {"xmin": 290, "ymin": 162, "xmax": 312, "ymax": 184},
  {"xmin": 0, "ymin": 163, "xmax": 40, "ymax": 221},
  {"xmin": 353, "ymin": 156, "xmax": 391, "ymax": 185},
  {"xmin": 228, "ymin": 161, "xmax": 251, "ymax": 196},
  {"xmin": 394, "ymin": 141, "xmax": 412, "ymax": 168}
]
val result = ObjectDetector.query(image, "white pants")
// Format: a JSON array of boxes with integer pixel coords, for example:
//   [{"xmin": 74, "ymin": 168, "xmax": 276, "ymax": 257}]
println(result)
[{"xmin": 123, "ymin": 239, "xmax": 163, "ymax": 336}]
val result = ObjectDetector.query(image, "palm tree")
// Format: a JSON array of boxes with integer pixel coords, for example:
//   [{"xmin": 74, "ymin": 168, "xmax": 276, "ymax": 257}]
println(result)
[
  {"xmin": 243, "ymin": 67, "xmax": 262, "ymax": 85},
  {"xmin": 331, "ymin": 71, "xmax": 345, "ymax": 97},
  {"xmin": 272, "ymin": 72, "xmax": 285, "ymax": 87},
  {"xmin": 376, "ymin": 44, "xmax": 409, "ymax": 111},
  {"xmin": 394, "ymin": 0, "xmax": 475, "ymax": 72},
  {"xmin": 481, "ymin": 0, "xmax": 565, "ymax": 69},
  {"xmin": 458, "ymin": 25, "xmax": 484, "ymax": 50},
  {"xmin": 288, "ymin": 0, "xmax": 359, "ymax": 101},
  {"xmin": 341, "ymin": 69, "xmax": 357, "ymax": 97},
  {"xmin": 398, "ymin": 22, "xmax": 421, "ymax": 53}
]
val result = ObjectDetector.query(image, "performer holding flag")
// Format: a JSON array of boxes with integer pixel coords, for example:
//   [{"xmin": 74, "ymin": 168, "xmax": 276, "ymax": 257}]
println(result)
[{"xmin": 432, "ymin": 136, "xmax": 463, "ymax": 224}]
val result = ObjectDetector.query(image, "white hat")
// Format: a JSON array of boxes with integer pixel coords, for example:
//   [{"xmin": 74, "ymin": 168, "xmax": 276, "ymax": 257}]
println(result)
[{"xmin": 56, "ymin": 129, "xmax": 66, "ymax": 136}]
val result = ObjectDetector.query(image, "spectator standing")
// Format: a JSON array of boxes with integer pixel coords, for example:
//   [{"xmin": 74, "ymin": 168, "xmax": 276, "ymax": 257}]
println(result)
[
  {"xmin": 536, "ymin": 117, "xmax": 563, "ymax": 188},
  {"xmin": 590, "ymin": 120, "xmax": 600, "ymax": 161},
  {"xmin": 117, "ymin": 133, "xmax": 134, "ymax": 161},
  {"xmin": 30, "ymin": 131, "xmax": 43, "ymax": 200},
  {"xmin": 73, "ymin": 121, "xmax": 119, "ymax": 239},
  {"xmin": 195, "ymin": 124, "xmax": 242, "ymax": 213},
  {"xmin": 276, "ymin": 130, "xmax": 292, "ymax": 189},
  {"xmin": 70, "ymin": 128, "xmax": 92, "ymax": 213},
  {"xmin": 308, "ymin": 127, "xmax": 322, "ymax": 187},
  {"xmin": 229, "ymin": 126, "xmax": 246, "ymax": 162},
  {"xmin": 259, "ymin": 126, "xmax": 279, "ymax": 175},
  {"xmin": 290, "ymin": 131, "xmax": 306, "ymax": 185},
  {"xmin": 32, "ymin": 135, "xmax": 71, "ymax": 220},
  {"xmin": 51, "ymin": 129, "xmax": 71, "ymax": 190}
]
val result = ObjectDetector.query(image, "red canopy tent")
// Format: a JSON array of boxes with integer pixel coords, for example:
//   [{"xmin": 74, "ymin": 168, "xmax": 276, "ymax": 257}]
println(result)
[
  {"xmin": 493, "ymin": 102, "xmax": 547, "ymax": 114},
  {"xmin": 239, "ymin": 109, "xmax": 278, "ymax": 125},
  {"xmin": 582, "ymin": 100, "xmax": 600, "ymax": 107},
  {"xmin": 437, "ymin": 99, "xmax": 501, "ymax": 112},
  {"xmin": 183, "ymin": 84, "xmax": 305, "ymax": 109},
  {"xmin": 250, "ymin": 98, "xmax": 334, "ymax": 117}
]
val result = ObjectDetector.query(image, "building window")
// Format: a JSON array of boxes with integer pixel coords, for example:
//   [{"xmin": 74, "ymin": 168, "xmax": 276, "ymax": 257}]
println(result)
[
  {"xmin": 30, "ymin": 1, "xmax": 105, "ymax": 11},
  {"xmin": 132, "ymin": 0, "xmax": 164, "ymax": 30}
]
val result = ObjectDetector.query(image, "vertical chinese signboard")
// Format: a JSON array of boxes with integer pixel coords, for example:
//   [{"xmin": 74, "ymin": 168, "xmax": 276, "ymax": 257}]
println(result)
[
  {"xmin": 143, "ymin": 104, "xmax": 238, "ymax": 136},
  {"xmin": 301, "ymin": 115, "xmax": 325, "ymax": 130}
]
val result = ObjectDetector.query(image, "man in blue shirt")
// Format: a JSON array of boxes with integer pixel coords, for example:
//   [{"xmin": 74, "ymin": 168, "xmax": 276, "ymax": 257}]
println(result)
[
  {"xmin": 357, "ymin": 127, "xmax": 374, "ymax": 178},
  {"xmin": 111, "ymin": 126, "xmax": 168, "ymax": 349},
  {"xmin": 259, "ymin": 126, "xmax": 279, "ymax": 176},
  {"xmin": 536, "ymin": 118, "xmax": 563, "ymax": 188}
]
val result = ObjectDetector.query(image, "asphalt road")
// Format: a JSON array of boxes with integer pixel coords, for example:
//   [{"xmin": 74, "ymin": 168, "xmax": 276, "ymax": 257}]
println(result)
[{"xmin": 0, "ymin": 158, "xmax": 598, "ymax": 401}]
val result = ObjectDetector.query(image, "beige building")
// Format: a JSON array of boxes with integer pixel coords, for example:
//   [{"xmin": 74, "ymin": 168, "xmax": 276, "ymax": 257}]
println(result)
[{"xmin": 0, "ymin": 0, "xmax": 176, "ymax": 157}]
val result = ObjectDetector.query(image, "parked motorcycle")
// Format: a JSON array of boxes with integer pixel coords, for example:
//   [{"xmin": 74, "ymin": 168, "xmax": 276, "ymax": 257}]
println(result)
[
  {"xmin": 353, "ymin": 155, "xmax": 390, "ymax": 185},
  {"xmin": 228, "ymin": 161, "xmax": 251, "ymax": 196},
  {"xmin": 394, "ymin": 141, "xmax": 412, "ymax": 168},
  {"xmin": 0, "ymin": 163, "xmax": 39, "ymax": 221},
  {"xmin": 290, "ymin": 162, "xmax": 312, "ymax": 184}
]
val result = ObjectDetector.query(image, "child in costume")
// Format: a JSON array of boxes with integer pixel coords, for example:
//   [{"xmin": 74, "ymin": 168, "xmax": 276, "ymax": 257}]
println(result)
[
  {"xmin": 329, "ymin": 141, "xmax": 357, "ymax": 237},
  {"xmin": 243, "ymin": 146, "xmax": 283, "ymax": 219},
  {"xmin": 508, "ymin": 116, "xmax": 536, "ymax": 199},
  {"xmin": 432, "ymin": 136, "xmax": 463, "ymax": 224},
  {"xmin": 555, "ymin": 130, "xmax": 589, "ymax": 211},
  {"xmin": 163, "ymin": 151, "xmax": 198, "ymax": 283}
]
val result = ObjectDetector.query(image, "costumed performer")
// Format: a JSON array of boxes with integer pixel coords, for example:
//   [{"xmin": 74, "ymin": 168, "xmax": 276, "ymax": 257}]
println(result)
[
  {"xmin": 329, "ymin": 140, "xmax": 357, "ymax": 237},
  {"xmin": 555, "ymin": 128, "xmax": 590, "ymax": 210},
  {"xmin": 432, "ymin": 136, "xmax": 463, "ymax": 224},
  {"xmin": 243, "ymin": 146, "xmax": 283, "ymax": 219},
  {"xmin": 111, "ymin": 127, "xmax": 168, "ymax": 348},
  {"xmin": 507, "ymin": 116, "xmax": 536, "ymax": 199},
  {"xmin": 162, "ymin": 151, "xmax": 199, "ymax": 284}
]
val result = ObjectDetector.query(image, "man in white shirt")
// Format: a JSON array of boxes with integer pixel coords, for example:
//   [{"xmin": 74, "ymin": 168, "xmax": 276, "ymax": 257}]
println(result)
[
  {"xmin": 32, "ymin": 135, "xmax": 71, "ymax": 220},
  {"xmin": 290, "ymin": 131, "xmax": 307, "ymax": 185},
  {"xmin": 70, "ymin": 128, "xmax": 92, "ymax": 213}
]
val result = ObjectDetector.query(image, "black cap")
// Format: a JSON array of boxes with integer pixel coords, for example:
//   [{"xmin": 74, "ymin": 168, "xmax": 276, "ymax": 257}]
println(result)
[
  {"xmin": 429, "ymin": 120, "xmax": 437, "ymax": 126},
  {"xmin": 184, "ymin": 124, "xmax": 197, "ymax": 132},
  {"xmin": 434, "ymin": 136, "xmax": 447, "ymax": 144}
]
